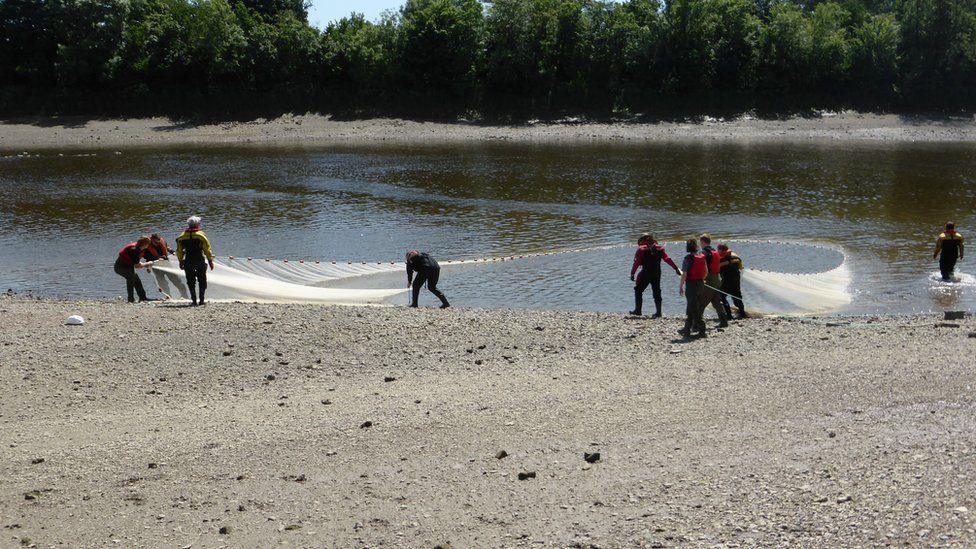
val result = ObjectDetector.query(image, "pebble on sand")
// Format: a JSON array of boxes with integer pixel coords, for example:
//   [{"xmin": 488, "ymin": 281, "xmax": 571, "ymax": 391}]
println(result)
[
  {"xmin": 218, "ymin": 526, "xmax": 231, "ymax": 535},
  {"xmin": 518, "ymin": 471, "xmax": 537, "ymax": 480},
  {"xmin": 360, "ymin": 421, "xmax": 373, "ymax": 429},
  {"xmin": 495, "ymin": 450, "xmax": 509, "ymax": 460},
  {"xmin": 584, "ymin": 452, "xmax": 601, "ymax": 463}
]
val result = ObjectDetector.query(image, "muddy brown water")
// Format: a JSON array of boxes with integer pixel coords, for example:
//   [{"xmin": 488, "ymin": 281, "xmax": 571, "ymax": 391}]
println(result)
[{"xmin": 1, "ymin": 142, "xmax": 974, "ymax": 314}]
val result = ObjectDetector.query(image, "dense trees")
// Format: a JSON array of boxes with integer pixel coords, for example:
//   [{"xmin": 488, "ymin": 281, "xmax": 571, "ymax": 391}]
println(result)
[{"xmin": 1, "ymin": 0, "xmax": 975, "ymax": 117}]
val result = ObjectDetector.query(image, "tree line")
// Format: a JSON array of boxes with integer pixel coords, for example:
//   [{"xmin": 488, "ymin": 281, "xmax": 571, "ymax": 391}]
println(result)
[{"xmin": 1, "ymin": 0, "xmax": 974, "ymax": 119}]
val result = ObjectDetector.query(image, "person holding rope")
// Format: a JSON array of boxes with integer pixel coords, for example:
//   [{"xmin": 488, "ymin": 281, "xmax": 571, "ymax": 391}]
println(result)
[
  {"xmin": 717, "ymin": 243, "xmax": 748, "ymax": 319},
  {"xmin": 175, "ymin": 216, "xmax": 215, "ymax": 306},
  {"xmin": 678, "ymin": 239, "xmax": 708, "ymax": 338},
  {"xmin": 698, "ymin": 234, "xmax": 729, "ymax": 328},
  {"xmin": 629, "ymin": 234, "xmax": 681, "ymax": 317}
]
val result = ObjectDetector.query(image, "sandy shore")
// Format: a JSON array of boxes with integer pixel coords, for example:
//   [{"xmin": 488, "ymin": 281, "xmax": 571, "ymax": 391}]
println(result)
[
  {"xmin": 2, "ymin": 297, "xmax": 975, "ymax": 547},
  {"xmin": 3, "ymin": 112, "xmax": 976, "ymax": 150}
]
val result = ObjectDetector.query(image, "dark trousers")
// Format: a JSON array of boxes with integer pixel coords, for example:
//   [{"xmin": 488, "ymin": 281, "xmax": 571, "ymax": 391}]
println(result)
[
  {"xmin": 412, "ymin": 268, "xmax": 448, "ymax": 307},
  {"xmin": 634, "ymin": 270, "xmax": 662, "ymax": 315},
  {"xmin": 184, "ymin": 263, "xmax": 208, "ymax": 303},
  {"xmin": 940, "ymin": 254, "xmax": 958, "ymax": 281},
  {"xmin": 114, "ymin": 261, "xmax": 147, "ymax": 302},
  {"xmin": 699, "ymin": 274, "xmax": 728, "ymax": 324},
  {"xmin": 720, "ymin": 275, "xmax": 745, "ymax": 317},
  {"xmin": 682, "ymin": 280, "xmax": 705, "ymax": 333}
]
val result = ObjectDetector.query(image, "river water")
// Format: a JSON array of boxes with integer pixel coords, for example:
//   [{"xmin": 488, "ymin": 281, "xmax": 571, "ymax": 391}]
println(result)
[{"xmin": 1, "ymin": 142, "xmax": 974, "ymax": 314}]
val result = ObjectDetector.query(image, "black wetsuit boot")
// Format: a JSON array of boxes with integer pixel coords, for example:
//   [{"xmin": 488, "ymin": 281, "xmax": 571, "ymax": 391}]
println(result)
[
  {"xmin": 651, "ymin": 276, "xmax": 663, "ymax": 318},
  {"xmin": 631, "ymin": 286, "xmax": 643, "ymax": 316}
]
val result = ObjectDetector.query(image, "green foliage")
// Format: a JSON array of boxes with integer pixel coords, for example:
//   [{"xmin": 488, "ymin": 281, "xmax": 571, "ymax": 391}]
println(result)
[{"xmin": 2, "ymin": 0, "xmax": 976, "ymax": 116}]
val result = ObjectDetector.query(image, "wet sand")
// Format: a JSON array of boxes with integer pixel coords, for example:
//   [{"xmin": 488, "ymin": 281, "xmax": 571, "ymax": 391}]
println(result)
[
  {"xmin": 3, "ymin": 112, "xmax": 976, "ymax": 150},
  {"xmin": 2, "ymin": 297, "xmax": 975, "ymax": 547}
]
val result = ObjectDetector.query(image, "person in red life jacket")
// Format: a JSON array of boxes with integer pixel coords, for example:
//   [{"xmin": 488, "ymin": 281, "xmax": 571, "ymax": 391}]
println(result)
[
  {"xmin": 678, "ymin": 239, "xmax": 708, "ymax": 338},
  {"xmin": 406, "ymin": 250, "xmax": 450, "ymax": 309},
  {"xmin": 697, "ymin": 234, "xmax": 729, "ymax": 328},
  {"xmin": 933, "ymin": 222, "xmax": 965, "ymax": 281},
  {"xmin": 629, "ymin": 233, "xmax": 681, "ymax": 317},
  {"xmin": 114, "ymin": 236, "xmax": 154, "ymax": 303},
  {"xmin": 717, "ymin": 243, "xmax": 748, "ymax": 319},
  {"xmin": 143, "ymin": 233, "xmax": 173, "ymax": 261}
]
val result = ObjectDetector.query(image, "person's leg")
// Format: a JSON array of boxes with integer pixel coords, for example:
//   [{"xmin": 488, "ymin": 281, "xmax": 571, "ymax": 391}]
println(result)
[
  {"xmin": 680, "ymin": 289, "xmax": 695, "ymax": 336},
  {"xmin": 940, "ymin": 255, "xmax": 957, "ymax": 281},
  {"xmin": 411, "ymin": 272, "xmax": 427, "ymax": 307},
  {"xmin": 632, "ymin": 274, "xmax": 650, "ymax": 315},
  {"xmin": 691, "ymin": 280, "xmax": 706, "ymax": 336},
  {"xmin": 184, "ymin": 267, "xmax": 198, "ymax": 304},
  {"xmin": 729, "ymin": 278, "xmax": 746, "ymax": 317},
  {"xmin": 650, "ymin": 272, "xmax": 663, "ymax": 317},
  {"xmin": 426, "ymin": 268, "xmax": 449, "ymax": 308},
  {"xmin": 132, "ymin": 271, "xmax": 148, "ymax": 302},
  {"xmin": 115, "ymin": 263, "xmax": 136, "ymax": 302},
  {"xmin": 708, "ymin": 275, "xmax": 729, "ymax": 326},
  {"xmin": 197, "ymin": 265, "xmax": 208, "ymax": 304}
]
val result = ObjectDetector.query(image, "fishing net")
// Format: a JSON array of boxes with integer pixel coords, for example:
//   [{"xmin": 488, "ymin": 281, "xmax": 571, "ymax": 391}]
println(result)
[{"xmin": 148, "ymin": 243, "xmax": 852, "ymax": 314}]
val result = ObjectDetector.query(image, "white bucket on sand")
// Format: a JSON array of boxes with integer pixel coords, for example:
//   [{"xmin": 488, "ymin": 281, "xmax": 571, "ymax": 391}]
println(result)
[{"xmin": 65, "ymin": 315, "xmax": 85, "ymax": 326}]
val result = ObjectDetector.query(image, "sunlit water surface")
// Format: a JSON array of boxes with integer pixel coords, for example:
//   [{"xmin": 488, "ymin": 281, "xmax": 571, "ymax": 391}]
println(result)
[{"xmin": 1, "ymin": 142, "xmax": 974, "ymax": 314}]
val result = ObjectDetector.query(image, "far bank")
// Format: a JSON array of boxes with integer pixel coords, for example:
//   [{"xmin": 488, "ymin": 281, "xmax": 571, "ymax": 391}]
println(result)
[{"xmin": 3, "ymin": 112, "xmax": 976, "ymax": 151}]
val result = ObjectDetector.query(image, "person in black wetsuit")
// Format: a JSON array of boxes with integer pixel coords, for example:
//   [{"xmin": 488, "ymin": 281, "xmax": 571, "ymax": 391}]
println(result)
[
  {"xmin": 717, "ymin": 243, "xmax": 748, "ymax": 319},
  {"xmin": 406, "ymin": 250, "xmax": 450, "ymax": 309},
  {"xmin": 175, "ymin": 216, "xmax": 215, "ymax": 306},
  {"xmin": 629, "ymin": 234, "xmax": 681, "ymax": 317},
  {"xmin": 933, "ymin": 222, "xmax": 965, "ymax": 281}
]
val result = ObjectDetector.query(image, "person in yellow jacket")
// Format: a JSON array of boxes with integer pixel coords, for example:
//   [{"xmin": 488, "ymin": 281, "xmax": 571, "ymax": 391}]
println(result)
[
  {"xmin": 176, "ymin": 215, "xmax": 215, "ymax": 305},
  {"xmin": 933, "ymin": 222, "xmax": 964, "ymax": 281}
]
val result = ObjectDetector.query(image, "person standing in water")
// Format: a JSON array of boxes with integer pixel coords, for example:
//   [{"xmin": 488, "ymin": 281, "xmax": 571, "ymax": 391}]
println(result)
[
  {"xmin": 698, "ymin": 234, "xmax": 729, "ymax": 328},
  {"xmin": 629, "ymin": 234, "xmax": 681, "ymax": 317},
  {"xmin": 934, "ymin": 222, "xmax": 964, "ymax": 281},
  {"xmin": 176, "ymin": 216, "xmax": 215, "ymax": 306},
  {"xmin": 679, "ymin": 239, "xmax": 708, "ymax": 338},
  {"xmin": 717, "ymin": 243, "xmax": 748, "ymax": 319},
  {"xmin": 406, "ymin": 250, "xmax": 450, "ymax": 309},
  {"xmin": 114, "ymin": 236, "xmax": 154, "ymax": 303}
]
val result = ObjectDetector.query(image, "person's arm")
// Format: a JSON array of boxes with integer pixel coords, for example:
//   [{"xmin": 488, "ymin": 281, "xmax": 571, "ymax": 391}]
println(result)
[
  {"xmin": 660, "ymin": 247, "xmax": 680, "ymax": 275},
  {"xmin": 679, "ymin": 271, "xmax": 687, "ymax": 296},
  {"xmin": 630, "ymin": 249, "xmax": 640, "ymax": 280},
  {"xmin": 934, "ymin": 236, "xmax": 943, "ymax": 259},
  {"xmin": 406, "ymin": 261, "xmax": 414, "ymax": 287},
  {"xmin": 175, "ymin": 237, "xmax": 185, "ymax": 268},
  {"xmin": 960, "ymin": 238, "xmax": 965, "ymax": 260},
  {"xmin": 196, "ymin": 233, "xmax": 214, "ymax": 270}
]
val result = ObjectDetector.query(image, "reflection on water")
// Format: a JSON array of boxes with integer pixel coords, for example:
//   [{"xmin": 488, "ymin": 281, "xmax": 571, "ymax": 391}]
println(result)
[{"xmin": 1, "ymin": 142, "xmax": 974, "ymax": 313}]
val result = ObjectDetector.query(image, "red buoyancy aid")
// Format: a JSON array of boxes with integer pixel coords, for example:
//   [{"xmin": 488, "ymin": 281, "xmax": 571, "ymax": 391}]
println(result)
[
  {"xmin": 704, "ymin": 247, "xmax": 721, "ymax": 275},
  {"xmin": 117, "ymin": 242, "xmax": 142, "ymax": 266},
  {"xmin": 686, "ymin": 252, "xmax": 707, "ymax": 281}
]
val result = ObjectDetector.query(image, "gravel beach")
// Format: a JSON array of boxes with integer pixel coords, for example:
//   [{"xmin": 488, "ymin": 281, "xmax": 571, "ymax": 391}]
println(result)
[
  {"xmin": 1, "ymin": 296, "xmax": 975, "ymax": 547},
  {"xmin": 3, "ymin": 112, "xmax": 976, "ymax": 150}
]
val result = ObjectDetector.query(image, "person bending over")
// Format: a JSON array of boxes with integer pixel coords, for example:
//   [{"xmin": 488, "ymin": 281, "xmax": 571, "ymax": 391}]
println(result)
[
  {"xmin": 697, "ymin": 234, "xmax": 729, "ymax": 328},
  {"xmin": 934, "ymin": 222, "xmax": 964, "ymax": 281},
  {"xmin": 406, "ymin": 250, "xmax": 450, "ymax": 309},
  {"xmin": 717, "ymin": 243, "xmax": 747, "ymax": 319},
  {"xmin": 629, "ymin": 233, "xmax": 681, "ymax": 317},
  {"xmin": 679, "ymin": 239, "xmax": 708, "ymax": 338},
  {"xmin": 176, "ymin": 216, "xmax": 215, "ymax": 306},
  {"xmin": 114, "ymin": 236, "xmax": 154, "ymax": 303},
  {"xmin": 143, "ymin": 233, "xmax": 173, "ymax": 261}
]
